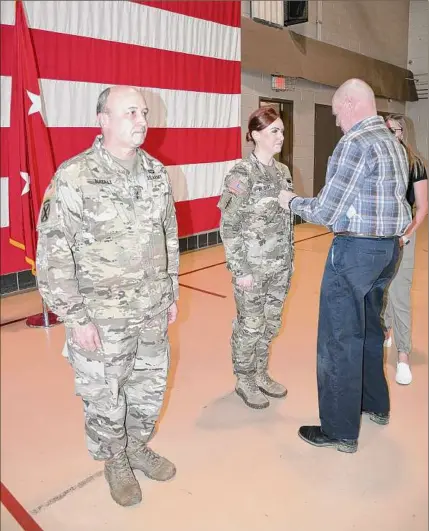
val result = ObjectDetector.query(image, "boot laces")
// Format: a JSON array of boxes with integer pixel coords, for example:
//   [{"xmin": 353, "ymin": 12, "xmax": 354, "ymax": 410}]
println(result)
[
  {"xmin": 257, "ymin": 372, "xmax": 273, "ymax": 386},
  {"xmin": 109, "ymin": 452, "xmax": 134, "ymax": 482},
  {"xmin": 140, "ymin": 445, "xmax": 161, "ymax": 466},
  {"xmin": 241, "ymin": 375, "xmax": 260, "ymax": 393}
]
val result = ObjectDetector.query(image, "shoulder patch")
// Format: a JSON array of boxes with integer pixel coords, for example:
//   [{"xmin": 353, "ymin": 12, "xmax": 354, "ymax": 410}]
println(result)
[
  {"xmin": 40, "ymin": 199, "xmax": 51, "ymax": 224},
  {"xmin": 224, "ymin": 164, "xmax": 251, "ymax": 197},
  {"xmin": 227, "ymin": 179, "xmax": 247, "ymax": 196}
]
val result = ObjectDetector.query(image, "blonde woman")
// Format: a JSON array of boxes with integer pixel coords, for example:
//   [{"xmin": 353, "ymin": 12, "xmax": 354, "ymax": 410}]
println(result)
[{"xmin": 384, "ymin": 115, "xmax": 428, "ymax": 385}]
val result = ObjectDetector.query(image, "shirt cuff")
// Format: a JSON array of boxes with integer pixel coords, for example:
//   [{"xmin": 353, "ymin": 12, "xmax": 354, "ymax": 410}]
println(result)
[{"xmin": 289, "ymin": 195, "xmax": 300, "ymax": 210}]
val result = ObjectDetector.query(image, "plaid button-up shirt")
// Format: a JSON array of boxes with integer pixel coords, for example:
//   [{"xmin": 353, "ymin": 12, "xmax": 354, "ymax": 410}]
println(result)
[{"xmin": 291, "ymin": 116, "xmax": 412, "ymax": 236}]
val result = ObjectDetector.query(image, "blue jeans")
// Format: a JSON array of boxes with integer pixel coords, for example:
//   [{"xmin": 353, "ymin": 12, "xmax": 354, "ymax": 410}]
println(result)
[{"xmin": 317, "ymin": 236, "xmax": 400, "ymax": 440}]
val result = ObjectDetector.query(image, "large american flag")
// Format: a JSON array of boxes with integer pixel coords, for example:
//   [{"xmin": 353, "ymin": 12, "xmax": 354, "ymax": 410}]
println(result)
[{"xmin": 0, "ymin": 0, "xmax": 241, "ymax": 275}]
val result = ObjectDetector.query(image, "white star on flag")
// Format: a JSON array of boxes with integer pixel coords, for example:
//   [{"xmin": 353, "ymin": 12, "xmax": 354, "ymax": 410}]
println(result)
[
  {"xmin": 20, "ymin": 171, "xmax": 30, "ymax": 195},
  {"xmin": 27, "ymin": 90, "xmax": 41, "ymax": 116}
]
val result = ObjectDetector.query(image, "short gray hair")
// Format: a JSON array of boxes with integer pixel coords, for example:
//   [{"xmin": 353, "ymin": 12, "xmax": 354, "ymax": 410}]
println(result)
[{"xmin": 96, "ymin": 87, "xmax": 111, "ymax": 115}]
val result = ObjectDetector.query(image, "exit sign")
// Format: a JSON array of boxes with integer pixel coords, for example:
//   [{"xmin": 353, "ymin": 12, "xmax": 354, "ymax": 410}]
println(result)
[
  {"xmin": 272, "ymin": 75, "xmax": 297, "ymax": 91},
  {"xmin": 272, "ymin": 75, "xmax": 287, "ymax": 91}
]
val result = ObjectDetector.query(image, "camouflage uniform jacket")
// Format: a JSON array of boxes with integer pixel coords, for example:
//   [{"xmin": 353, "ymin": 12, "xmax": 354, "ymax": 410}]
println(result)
[
  {"xmin": 36, "ymin": 136, "xmax": 179, "ymax": 327},
  {"xmin": 218, "ymin": 153, "xmax": 294, "ymax": 278}
]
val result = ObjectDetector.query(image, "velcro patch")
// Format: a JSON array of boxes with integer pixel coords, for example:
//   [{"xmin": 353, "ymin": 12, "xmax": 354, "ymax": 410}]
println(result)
[
  {"xmin": 228, "ymin": 179, "xmax": 246, "ymax": 196},
  {"xmin": 217, "ymin": 192, "xmax": 232, "ymax": 211},
  {"xmin": 40, "ymin": 199, "xmax": 51, "ymax": 223},
  {"xmin": 147, "ymin": 169, "xmax": 162, "ymax": 180}
]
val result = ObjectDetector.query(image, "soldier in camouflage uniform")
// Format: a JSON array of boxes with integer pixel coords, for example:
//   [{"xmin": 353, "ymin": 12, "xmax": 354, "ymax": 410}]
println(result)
[
  {"xmin": 218, "ymin": 107, "xmax": 294, "ymax": 409},
  {"xmin": 36, "ymin": 86, "xmax": 179, "ymax": 507}
]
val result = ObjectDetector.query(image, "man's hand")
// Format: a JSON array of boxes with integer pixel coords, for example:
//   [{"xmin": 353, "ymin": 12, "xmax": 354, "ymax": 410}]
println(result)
[
  {"xmin": 236, "ymin": 274, "xmax": 254, "ymax": 290},
  {"xmin": 279, "ymin": 190, "xmax": 297, "ymax": 210},
  {"xmin": 400, "ymin": 235, "xmax": 411, "ymax": 247},
  {"xmin": 72, "ymin": 323, "xmax": 101, "ymax": 352},
  {"xmin": 167, "ymin": 302, "xmax": 178, "ymax": 324}
]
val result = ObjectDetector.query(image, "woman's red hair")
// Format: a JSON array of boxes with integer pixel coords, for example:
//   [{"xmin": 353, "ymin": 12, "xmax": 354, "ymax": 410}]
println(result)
[{"xmin": 246, "ymin": 107, "xmax": 279, "ymax": 143}]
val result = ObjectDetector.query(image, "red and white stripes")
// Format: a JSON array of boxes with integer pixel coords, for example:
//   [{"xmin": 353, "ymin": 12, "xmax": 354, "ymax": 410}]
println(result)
[{"xmin": 0, "ymin": 0, "xmax": 241, "ymax": 274}]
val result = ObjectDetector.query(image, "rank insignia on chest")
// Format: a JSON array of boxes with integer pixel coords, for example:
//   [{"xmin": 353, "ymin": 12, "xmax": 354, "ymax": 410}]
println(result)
[{"xmin": 131, "ymin": 186, "xmax": 144, "ymax": 201}]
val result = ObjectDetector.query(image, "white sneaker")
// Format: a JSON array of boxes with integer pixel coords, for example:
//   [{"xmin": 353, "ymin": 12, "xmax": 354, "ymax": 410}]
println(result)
[
  {"xmin": 384, "ymin": 336, "xmax": 392, "ymax": 348},
  {"xmin": 396, "ymin": 362, "xmax": 412, "ymax": 385}
]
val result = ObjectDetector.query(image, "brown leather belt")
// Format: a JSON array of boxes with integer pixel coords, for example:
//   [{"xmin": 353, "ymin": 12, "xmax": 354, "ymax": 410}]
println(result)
[{"xmin": 334, "ymin": 232, "xmax": 396, "ymax": 239}]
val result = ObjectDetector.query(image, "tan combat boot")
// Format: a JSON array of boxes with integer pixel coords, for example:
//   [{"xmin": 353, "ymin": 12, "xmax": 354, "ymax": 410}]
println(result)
[
  {"xmin": 104, "ymin": 451, "xmax": 142, "ymax": 506},
  {"xmin": 256, "ymin": 371, "xmax": 288, "ymax": 398},
  {"xmin": 235, "ymin": 374, "xmax": 270, "ymax": 409},
  {"xmin": 127, "ymin": 436, "xmax": 176, "ymax": 481}
]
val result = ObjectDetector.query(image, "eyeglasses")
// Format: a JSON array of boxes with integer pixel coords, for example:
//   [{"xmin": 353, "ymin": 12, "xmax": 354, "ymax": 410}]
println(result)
[{"xmin": 389, "ymin": 128, "xmax": 403, "ymax": 134}]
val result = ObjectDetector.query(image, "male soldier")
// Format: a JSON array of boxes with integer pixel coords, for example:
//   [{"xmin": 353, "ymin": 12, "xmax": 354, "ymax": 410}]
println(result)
[{"xmin": 36, "ymin": 86, "xmax": 179, "ymax": 506}]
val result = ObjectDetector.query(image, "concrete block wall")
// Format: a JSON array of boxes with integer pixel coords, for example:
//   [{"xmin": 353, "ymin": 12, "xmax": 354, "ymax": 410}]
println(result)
[
  {"xmin": 407, "ymin": 0, "xmax": 429, "ymax": 75},
  {"xmin": 406, "ymin": 0, "xmax": 428, "ymax": 162},
  {"xmin": 286, "ymin": 1, "xmax": 410, "ymax": 68}
]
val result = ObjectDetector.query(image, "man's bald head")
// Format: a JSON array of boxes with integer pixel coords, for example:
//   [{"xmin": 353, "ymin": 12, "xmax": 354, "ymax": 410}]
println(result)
[
  {"xmin": 97, "ymin": 85, "xmax": 149, "ymax": 157},
  {"xmin": 333, "ymin": 79, "xmax": 376, "ymax": 107},
  {"xmin": 332, "ymin": 79, "xmax": 377, "ymax": 133},
  {"xmin": 96, "ymin": 86, "xmax": 146, "ymax": 117}
]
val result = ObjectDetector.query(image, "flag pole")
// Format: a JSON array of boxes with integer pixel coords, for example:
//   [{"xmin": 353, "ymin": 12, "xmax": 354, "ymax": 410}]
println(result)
[
  {"xmin": 26, "ymin": 298, "xmax": 61, "ymax": 328},
  {"xmin": 10, "ymin": 0, "xmax": 62, "ymax": 329},
  {"xmin": 25, "ymin": 278, "xmax": 61, "ymax": 328},
  {"xmin": 42, "ymin": 299, "xmax": 50, "ymax": 327}
]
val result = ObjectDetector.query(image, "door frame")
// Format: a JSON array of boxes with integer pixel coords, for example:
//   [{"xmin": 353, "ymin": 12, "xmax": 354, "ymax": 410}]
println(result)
[
  {"xmin": 313, "ymin": 103, "xmax": 343, "ymax": 196},
  {"xmin": 258, "ymin": 96, "xmax": 294, "ymax": 174}
]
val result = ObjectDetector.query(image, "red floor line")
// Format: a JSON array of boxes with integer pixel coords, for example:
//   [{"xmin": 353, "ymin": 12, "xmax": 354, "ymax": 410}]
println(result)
[
  {"xmin": 1, "ymin": 483, "xmax": 44, "ymax": 531},
  {"xmin": 179, "ymin": 283, "xmax": 226, "ymax": 298},
  {"xmin": 0, "ymin": 316, "xmax": 28, "ymax": 328}
]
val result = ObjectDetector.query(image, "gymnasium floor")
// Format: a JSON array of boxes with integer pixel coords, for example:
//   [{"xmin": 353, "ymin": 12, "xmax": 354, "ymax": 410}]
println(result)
[{"xmin": 1, "ymin": 223, "xmax": 427, "ymax": 531}]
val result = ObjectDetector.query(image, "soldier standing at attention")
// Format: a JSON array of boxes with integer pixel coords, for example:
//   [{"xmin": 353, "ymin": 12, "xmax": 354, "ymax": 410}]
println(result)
[
  {"xmin": 36, "ymin": 86, "xmax": 179, "ymax": 507},
  {"xmin": 218, "ymin": 107, "xmax": 294, "ymax": 409}
]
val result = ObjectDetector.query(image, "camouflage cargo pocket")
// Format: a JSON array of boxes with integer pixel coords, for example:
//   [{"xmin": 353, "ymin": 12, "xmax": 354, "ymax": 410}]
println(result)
[{"xmin": 67, "ymin": 344, "xmax": 110, "ymax": 403}]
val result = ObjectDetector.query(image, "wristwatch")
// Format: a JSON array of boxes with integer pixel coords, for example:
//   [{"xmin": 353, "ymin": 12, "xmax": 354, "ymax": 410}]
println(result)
[
  {"xmin": 288, "ymin": 195, "xmax": 298, "ymax": 208},
  {"xmin": 401, "ymin": 235, "xmax": 410, "ymax": 246}
]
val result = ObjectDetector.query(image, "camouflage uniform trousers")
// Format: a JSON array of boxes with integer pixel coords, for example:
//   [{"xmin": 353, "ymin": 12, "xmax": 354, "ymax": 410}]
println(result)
[
  {"xmin": 65, "ymin": 310, "xmax": 170, "ymax": 461},
  {"xmin": 231, "ymin": 269, "xmax": 292, "ymax": 375}
]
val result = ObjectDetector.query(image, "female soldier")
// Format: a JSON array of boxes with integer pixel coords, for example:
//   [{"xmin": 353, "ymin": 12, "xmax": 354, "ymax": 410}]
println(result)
[{"xmin": 218, "ymin": 107, "xmax": 294, "ymax": 409}]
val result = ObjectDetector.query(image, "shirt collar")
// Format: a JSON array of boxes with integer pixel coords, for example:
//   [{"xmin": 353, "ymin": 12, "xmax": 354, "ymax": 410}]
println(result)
[{"xmin": 347, "ymin": 115, "xmax": 385, "ymax": 135}]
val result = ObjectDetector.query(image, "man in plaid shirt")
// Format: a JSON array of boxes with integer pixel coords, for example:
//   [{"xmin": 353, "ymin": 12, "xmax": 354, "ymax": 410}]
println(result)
[{"xmin": 280, "ymin": 78, "xmax": 412, "ymax": 453}]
